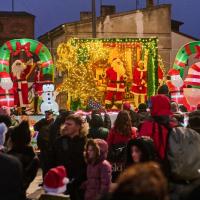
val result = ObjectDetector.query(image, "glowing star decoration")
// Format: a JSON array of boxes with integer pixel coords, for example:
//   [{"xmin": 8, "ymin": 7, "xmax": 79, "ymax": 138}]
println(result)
[{"xmin": 40, "ymin": 84, "xmax": 59, "ymax": 114}]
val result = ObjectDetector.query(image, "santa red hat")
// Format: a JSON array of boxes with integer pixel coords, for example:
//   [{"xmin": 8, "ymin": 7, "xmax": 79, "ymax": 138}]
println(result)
[
  {"xmin": 44, "ymin": 166, "xmax": 69, "ymax": 194},
  {"xmin": 167, "ymin": 69, "xmax": 180, "ymax": 76},
  {"xmin": 0, "ymin": 71, "xmax": 11, "ymax": 79}
]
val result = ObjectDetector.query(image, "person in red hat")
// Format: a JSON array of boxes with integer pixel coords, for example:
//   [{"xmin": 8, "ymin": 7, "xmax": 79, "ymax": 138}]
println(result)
[
  {"xmin": 43, "ymin": 166, "xmax": 69, "ymax": 194},
  {"xmin": 0, "ymin": 71, "xmax": 14, "ymax": 108}
]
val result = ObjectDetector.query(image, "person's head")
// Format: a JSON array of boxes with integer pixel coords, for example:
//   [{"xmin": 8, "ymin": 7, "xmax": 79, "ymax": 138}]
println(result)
[
  {"xmin": 0, "ymin": 122, "xmax": 8, "ymax": 150},
  {"xmin": 188, "ymin": 110, "xmax": 200, "ymax": 134},
  {"xmin": 126, "ymin": 137, "xmax": 156, "ymax": 166},
  {"xmin": 123, "ymin": 102, "xmax": 131, "ymax": 111},
  {"xmin": 111, "ymin": 162, "xmax": 168, "ymax": 200},
  {"xmin": 138, "ymin": 103, "xmax": 147, "ymax": 113},
  {"xmin": 10, "ymin": 120, "xmax": 31, "ymax": 148},
  {"xmin": 150, "ymin": 95, "xmax": 172, "ymax": 117},
  {"xmin": 62, "ymin": 114, "xmax": 84, "ymax": 138},
  {"xmin": 84, "ymin": 138, "xmax": 108, "ymax": 164},
  {"xmin": 170, "ymin": 101, "xmax": 179, "ymax": 113},
  {"xmin": 45, "ymin": 110, "xmax": 54, "ymax": 120},
  {"xmin": 157, "ymin": 84, "xmax": 169, "ymax": 96},
  {"xmin": 179, "ymin": 105, "xmax": 188, "ymax": 113},
  {"xmin": 90, "ymin": 114, "xmax": 104, "ymax": 128},
  {"xmin": 114, "ymin": 110, "xmax": 132, "ymax": 136}
]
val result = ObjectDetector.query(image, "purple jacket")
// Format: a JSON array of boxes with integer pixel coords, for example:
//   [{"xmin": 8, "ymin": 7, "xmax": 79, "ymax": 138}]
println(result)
[{"xmin": 84, "ymin": 139, "xmax": 112, "ymax": 200}]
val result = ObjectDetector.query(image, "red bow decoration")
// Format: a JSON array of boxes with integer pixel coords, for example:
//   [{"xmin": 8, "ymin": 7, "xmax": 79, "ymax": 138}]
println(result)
[
  {"xmin": 12, "ymin": 42, "xmax": 33, "ymax": 57},
  {"xmin": 195, "ymin": 46, "xmax": 200, "ymax": 59}
]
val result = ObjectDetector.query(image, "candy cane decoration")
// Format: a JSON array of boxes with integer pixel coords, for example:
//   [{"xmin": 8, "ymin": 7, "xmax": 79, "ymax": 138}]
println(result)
[{"xmin": 173, "ymin": 41, "xmax": 200, "ymax": 78}]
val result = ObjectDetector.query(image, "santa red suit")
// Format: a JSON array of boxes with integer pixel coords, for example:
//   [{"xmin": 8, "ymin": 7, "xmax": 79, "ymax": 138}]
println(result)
[
  {"xmin": 11, "ymin": 60, "xmax": 33, "ymax": 107},
  {"xmin": 105, "ymin": 63, "xmax": 126, "ymax": 105},
  {"xmin": 131, "ymin": 66, "xmax": 147, "ymax": 95}
]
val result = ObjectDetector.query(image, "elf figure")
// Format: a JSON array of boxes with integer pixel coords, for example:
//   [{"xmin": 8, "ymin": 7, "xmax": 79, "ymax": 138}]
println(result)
[
  {"xmin": 0, "ymin": 71, "xmax": 14, "ymax": 108},
  {"xmin": 131, "ymin": 60, "xmax": 147, "ymax": 108},
  {"xmin": 33, "ymin": 61, "xmax": 44, "ymax": 114},
  {"xmin": 104, "ymin": 58, "xmax": 127, "ymax": 108},
  {"xmin": 11, "ymin": 59, "xmax": 34, "ymax": 108}
]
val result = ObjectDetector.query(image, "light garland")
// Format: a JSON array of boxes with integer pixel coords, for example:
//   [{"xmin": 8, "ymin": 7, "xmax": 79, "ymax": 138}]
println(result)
[{"xmin": 56, "ymin": 38, "xmax": 160, "ymax": 109}]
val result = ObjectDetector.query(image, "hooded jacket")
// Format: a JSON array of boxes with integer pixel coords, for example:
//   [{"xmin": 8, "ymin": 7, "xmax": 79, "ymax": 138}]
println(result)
[
  {"xmin": 126, "ymin": 137, "xmax": 157, "ymax": 167},
  {"xmin": 139, "ymin": 95, "xmax": 175, "ymax": 160},
  {"xmin": 84, "ymin": 139, "xmax": 112, "ymax": 200}
]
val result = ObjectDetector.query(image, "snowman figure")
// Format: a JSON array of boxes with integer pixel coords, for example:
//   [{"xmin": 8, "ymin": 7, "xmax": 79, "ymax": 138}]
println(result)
[{"xmin": 40, "ymin": 84, "xmax": 59, "ymax": 114}]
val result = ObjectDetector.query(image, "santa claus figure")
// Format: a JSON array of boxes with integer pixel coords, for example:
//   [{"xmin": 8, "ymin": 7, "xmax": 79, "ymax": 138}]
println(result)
[
  {"xmin": 11, "ymin": 59, "xmax": 34, "ymax": 108},
  {"xmin": 131, "ymin": 60, "xmax": 147, "ymax": 108},
  {"xmin": 0, "ymin": 71, "xmax": 14, "ymax": 107},
  {"xmin": 166, "ymin": 69, "xmax": 190, "ymax": 110},
  {"xmin": 104, "ymin": 58, "xmax": 127, "ymax": 108}
]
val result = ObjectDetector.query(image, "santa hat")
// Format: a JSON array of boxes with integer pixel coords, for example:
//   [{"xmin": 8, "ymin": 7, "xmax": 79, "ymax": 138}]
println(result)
[
  {"xmin": 167, "ymin": 69, "xmax": 180, "ymax": 76},
  {"xmin": 123, "ymin": 102, "xmax": 131, "ymax": 111},
  {"xmin": 0, "ymin": 71, "xmax": 11, "ymax": 79},
  {"xmin": 44, "ymin": 166, "xmax": 69, "ymax": 194}
]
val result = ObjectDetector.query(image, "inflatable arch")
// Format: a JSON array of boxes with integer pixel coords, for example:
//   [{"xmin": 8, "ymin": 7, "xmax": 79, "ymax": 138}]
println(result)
[
  {"xmin": 0, "ymin": 38, "xmax": 54, "ymax": 79},
  {"xmin": 173, "ymin": 41, "xmax": 200, "ymax": 78}
]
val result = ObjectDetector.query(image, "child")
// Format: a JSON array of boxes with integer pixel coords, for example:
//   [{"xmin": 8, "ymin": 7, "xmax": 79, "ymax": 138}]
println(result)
[
  {"xmin": 126, "ymin": 137, "xmax": 157, "ymax": 167},
  {"xmin": 83, "ymin": 139, "xmax": 112, "ymax": 200}
]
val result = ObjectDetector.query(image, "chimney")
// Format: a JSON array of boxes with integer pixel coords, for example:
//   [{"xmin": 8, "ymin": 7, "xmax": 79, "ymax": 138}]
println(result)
[
  {"xmin": 146, "ymin": 0, "xmax": 154, "ymax": 8},
  {"xmin": 80, "ymin": 11, "xmax": 92, "ymax": 21},
  {"xmin": 101, "ymin": 5, "xmax": 116, "ymax": 17}
]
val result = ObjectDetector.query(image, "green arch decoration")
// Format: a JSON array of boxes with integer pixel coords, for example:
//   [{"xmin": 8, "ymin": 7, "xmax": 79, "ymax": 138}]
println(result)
[{"xmin": 0, "ymin": 38, "xmax": 54, "ymax": 80}]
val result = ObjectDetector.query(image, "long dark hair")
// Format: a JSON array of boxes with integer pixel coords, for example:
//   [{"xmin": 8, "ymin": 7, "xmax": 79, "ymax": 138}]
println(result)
[{"xmin": 114, "ymin": 111, "xmax": 132, "ymax": 136}]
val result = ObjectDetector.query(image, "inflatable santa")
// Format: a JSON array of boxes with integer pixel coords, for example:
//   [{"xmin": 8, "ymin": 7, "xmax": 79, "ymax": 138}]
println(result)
[
  {"xmin": 11, "ymin": 59, "xmax": 34, "ymax": 108},
  {"xmin": 166, "ymin": 68, "xmax": 190, "ymax": 110},
  {"xmin": 0, "ymin": 71, "xmax": 14, "ymax": 108},
  {"xmin": 104, "ymin": 58, "xmax": 127, "ymax": 108}
]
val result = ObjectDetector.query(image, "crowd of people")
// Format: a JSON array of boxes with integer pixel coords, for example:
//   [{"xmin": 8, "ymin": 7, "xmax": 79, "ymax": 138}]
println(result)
[{"xmin": 0, "ymin": 92, "xmax": 200, "ymax": 200}]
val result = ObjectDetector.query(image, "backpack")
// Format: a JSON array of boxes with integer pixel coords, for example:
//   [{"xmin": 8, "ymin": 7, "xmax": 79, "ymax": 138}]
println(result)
[
  {"xmin": 167, "ymin": 127, "xmax": 200, "ymax": 181},
  {"xmin": 107, "ymin": 143, "xmax": 127, "ymax": 163}
]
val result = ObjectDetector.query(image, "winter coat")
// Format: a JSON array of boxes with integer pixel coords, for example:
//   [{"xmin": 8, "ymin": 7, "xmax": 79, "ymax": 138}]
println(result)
[
  {"xmin": 139, "ymin": 95, "xmax": 174, "ymax": 160},
  {"xmin": 0, "ymin": 153, "xmax": 23, "ymax": 200},
  {"xmin": 8, "ymin": 146, "xmax": 39, "ymax": 194},
  {"xmin": 84, "ymin": 139, "xmax": 112, "ymax": 200},
  {"xmin": 52, "ymin": 135, "xmax": 87, "ymax": 186},
  {"xmin": 107, "ymin": 127, "xmax": 136, "ymax": 147}
]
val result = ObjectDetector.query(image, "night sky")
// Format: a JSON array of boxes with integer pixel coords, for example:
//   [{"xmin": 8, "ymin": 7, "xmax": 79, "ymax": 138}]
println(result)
[{"xmin": 0, "ymin": 0, "xmax": 199, "ymax": 39}]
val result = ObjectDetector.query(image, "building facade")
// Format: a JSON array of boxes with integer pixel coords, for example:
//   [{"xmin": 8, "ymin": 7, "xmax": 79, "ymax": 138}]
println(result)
[{"xmin": 0, "ymin": 11, "xmax": 35, "ymax": 46}]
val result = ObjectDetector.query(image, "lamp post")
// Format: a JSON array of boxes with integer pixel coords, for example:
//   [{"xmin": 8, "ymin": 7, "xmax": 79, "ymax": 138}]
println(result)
[{"xmin": 92, "ymin": 0, "xmax": 96, "ymax": 38}]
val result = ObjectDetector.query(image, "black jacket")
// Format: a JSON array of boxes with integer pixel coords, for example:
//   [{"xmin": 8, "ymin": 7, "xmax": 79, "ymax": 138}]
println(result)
[
  {"xmin": 0, "ymin": 153, "xmax": 23, "ymax": 200},
  {"xmin": 52, "ymin": 135, "xmax": 87, "ymax": 185}
]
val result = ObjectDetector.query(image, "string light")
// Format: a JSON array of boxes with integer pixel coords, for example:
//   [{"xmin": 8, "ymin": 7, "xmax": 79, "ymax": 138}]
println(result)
[{"xmin": 56, "ymin": 38, "xmax": 162, "ymax": 108}]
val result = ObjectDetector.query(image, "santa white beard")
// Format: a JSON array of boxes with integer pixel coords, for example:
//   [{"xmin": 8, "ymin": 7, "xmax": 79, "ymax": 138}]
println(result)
[
  {"xmin": 0, "ymin": 78, "xmax": 13, "ymax": 90},
  {"xmin": 12, "ymin": 65, "xmax": 26, "ymax": 79},
  {"xmin": 113, "ymin": 64, "xmax": 126, "ymax": 77}
]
